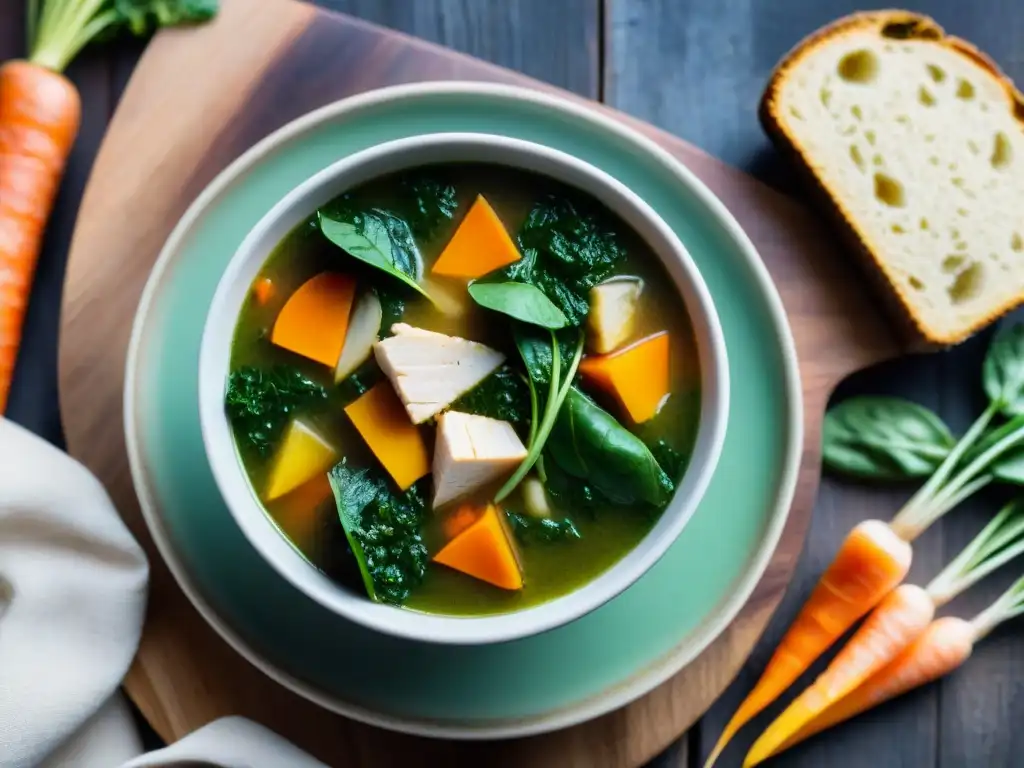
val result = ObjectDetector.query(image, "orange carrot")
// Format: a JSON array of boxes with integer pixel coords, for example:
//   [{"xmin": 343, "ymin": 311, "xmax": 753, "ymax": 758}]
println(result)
[
  {"xmin": 271, "ymin": 272, "xmax": 356, "ymax": 367},
  {"xmin": 0, "ymin": 60, "xmax": 80, "ymax": 413},
  {"xmin": 766, "ymin": 617, "xmax": 976, "ymax": 761},
  {"xmin": 431, "ymin": 195, "xmax": 521, "ymax": 278},
  {"xmin": 704, "ymin": 520, "xmax": 911, "ymax": 767},
  {"xmin": 743, "ymin": 584, "xmax": 935, "ymax": 766},
  {"xmin": 433, "ymin": 504, "xmax": 522, "ymax": 590},
  {"xmin": 253, "ymin": 277, "xmax": 275, "ymax": 305},
  {"xmin": 579, "ymin": 331, "xmax": 670, "ymax": 423}
]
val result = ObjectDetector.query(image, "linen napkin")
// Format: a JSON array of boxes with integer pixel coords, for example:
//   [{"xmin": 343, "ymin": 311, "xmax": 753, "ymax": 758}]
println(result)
[{"xmin": 0, "ymin": 418, "xmax": 327, "ymax": 767}]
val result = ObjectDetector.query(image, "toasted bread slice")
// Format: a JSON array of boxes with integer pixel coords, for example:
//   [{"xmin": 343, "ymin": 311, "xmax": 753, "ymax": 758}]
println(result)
[{"xmin": 761, "ymin": 11, "xmax": 1024, "ymax": 345}]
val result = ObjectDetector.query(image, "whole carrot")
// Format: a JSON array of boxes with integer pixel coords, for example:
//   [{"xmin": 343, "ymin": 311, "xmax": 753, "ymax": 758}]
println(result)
[
  {"xmin": 745, "ymin": 505, "xmax": 1024, "ymax": 766},
  {"xmin": 0, "ymin": 0, "xmax": 219, "ymax": 414},
  {"xmin": 0, "ymin": 60, "xmax": 79, "ymax": 412}
]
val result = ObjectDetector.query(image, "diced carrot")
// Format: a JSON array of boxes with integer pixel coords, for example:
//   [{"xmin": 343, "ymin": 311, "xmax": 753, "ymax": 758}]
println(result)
[
  {"xmin": 431, "ymin": 195, "xmax": 521, "ymax": 278},
  {"xmin": 443, "ymin": 503, "xmax": 482, "ymax": 540},
  {"xmin": 344, "ymin": 382, "xmax": 430, "ymax": 490},
  {"xmin": 271, "ymin": 272, "xmax": 356, "ymax": 367},
  {"xmin": 252, "ymin": 277, "xmax": 275, "ymax": 306},
  {"xmin": 579, "ymin": 331, "xmax": 670, "ymax": 423},
  {"xmin": 433, "ymin": 504, "xmax": 522, "ymax": 590},
  {"xmin": 266, "ymin": 420, "xmax": 338, "ymax": 501}
]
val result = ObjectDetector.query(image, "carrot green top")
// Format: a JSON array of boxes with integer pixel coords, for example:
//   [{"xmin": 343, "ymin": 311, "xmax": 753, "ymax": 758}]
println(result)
[{"xmin": 28, "ymin": 0, "xmax": 219, "ymax": 73}]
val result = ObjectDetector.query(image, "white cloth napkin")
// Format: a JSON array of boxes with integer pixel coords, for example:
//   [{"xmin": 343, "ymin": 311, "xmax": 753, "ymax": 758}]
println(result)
[{"xmin": 0, "ymin": 418, "xmax": 328, "ymax": 768}]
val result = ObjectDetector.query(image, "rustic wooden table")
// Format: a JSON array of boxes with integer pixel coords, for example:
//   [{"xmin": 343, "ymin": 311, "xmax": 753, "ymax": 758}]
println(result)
[{"xmin": 3, "ymin": 1, "xmax": 1023, "ymax": 766}]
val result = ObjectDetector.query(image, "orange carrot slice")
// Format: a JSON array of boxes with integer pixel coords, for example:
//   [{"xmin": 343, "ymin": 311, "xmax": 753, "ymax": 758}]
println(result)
[
  {"xmin": 431, "ymin": 195, "xmax": 521, "ymax": 278},
  {"xmin": 434, "ymin": 504, "xmax": 522, "ymax": 590},
  {"xmin": 705, "ymin": 519, "xmax": 912, "ymax": 767},
  {"xmin": 442, "ymin": 503, "xmax": 483, "ymax": 540},
  {"xmin": 344, "ymin": 381, "xmax": 430, "ymax": 490},
  {"xmin": 743, "ymin": 583, "xmax": 935, "ymax": 766},
  {"xmin": 252, "ymin": 277, "xmax": 275, "ymax": 306},
  {"xmin": 579, "ymin": 331, "xmax": 670, "ymax": 423},
  {"xmin": 271, "ymin": 272, "xmax": 356, "ymax": 367}
]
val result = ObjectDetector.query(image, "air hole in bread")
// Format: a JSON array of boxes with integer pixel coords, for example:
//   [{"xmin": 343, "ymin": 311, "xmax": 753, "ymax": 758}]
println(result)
[
  {"xmin": 918, "ymin": 86, "xmax": 936, "ymax": 106},
  {"xmin": 968, "ymin": 140, "xmax": 980, "ymax": 155},
  {"xmin": 1012, "ymin": 233, "xmax": 1023, "ymax": 252},
  {"xmin": 838, "ymin": 50, "xmax": 879, "ymax": 84},
  {"xmin": 909, "ymin": 276, "xmax": 926, "ymax": 291},
  {"xmin": 896, "ymin": 115, "xmax": 910, "ymax": 124},
  {"xmin": 874, "ymin": 173, "xmax": 906, "ymax": 207},
  {"xmin": 991, "ymin": 132, "xmax": 1013, "ymax": 169},
  {"xmin": 892, "ymin": 224, "xmax": 906, "ymax": 234},
  {"xmin": 851, "ymin": 105, "xmax": 863, "ymax": 120},
  {"xmin": 881, "ymin": 19, "xmax": 942, "ymax": 40},
  {"xmin": 956, "ymin": 241, "xmax": 968, "ymax": 251},
  {"xmin": 925, "ymin": 134, "xmax": 936, "ymax": 142},
  {"xmin": 920, "ymin": 218, "xmax": 930, "ymax": 230},
  {"xmin": 952, "ymin": 177, "xmax": 965, "ymax": 188},
  {"xmin": 820, "ymin": 88, "xmax": 832, "ymax": 108},
  {"xmin": 841, "ymin": 125, "xmax": 857, "ymax": 136},
  {"xmin": 789, "ymin": 106, "xmax": 804, "ymax": 120},
  {"xmin": 943, "ymin": 255, "xmax": 965, "ymax": 272},
  {"xmin": 926, "ymin": 64, "xmax": 946, "ymax": 83},
  {"xmin": 865, "ymin": 130, "xmax": 877, "ymax": 145},
  {"xmin": 948, "ymin": 262, "xmax": 984, "ymax": 304},
  {"xmin": 956, "ymin": 79, "xmax": 975, "ymax": 100},
  {"xmin": 928, "ymin": 156, "xmax": 939, "ymax": 165},
  {"xmin": 957, "ymin": 207, "xmax": 969, "ymax": 217},
  {"xmin": 873, "ymin": 153, "xmax": 885, "ymax": 167},
  {"xmin": 950, "ymin": 227, "xmax": 961, "ymax": 239},
  {"xmin": 849, "ymin": 145, "xmax": 866, "ymax": 171}
]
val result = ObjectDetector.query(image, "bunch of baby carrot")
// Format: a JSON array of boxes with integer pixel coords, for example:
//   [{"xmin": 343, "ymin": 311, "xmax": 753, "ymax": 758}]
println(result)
[{"xmin": 706, "ymin": 322, "xmax": 1024, "ymax": 767}]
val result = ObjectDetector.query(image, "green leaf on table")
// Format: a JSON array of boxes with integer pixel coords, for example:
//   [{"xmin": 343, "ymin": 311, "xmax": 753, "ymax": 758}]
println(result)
[
  {"xmin": 983, "ymin": 323, "xmax": 1024, "ymax": 416},
  {"xmin": 822, "ymin": 396, "xmax": 954, "ymax": 480},
  {"xmin": 113, "ymin": 0, "xmax": 219, "ymax": 36},
  {"xmin": 469, "ymin": 281, "xmax": 568, "ymax": 329},
  {"xmin": 318, "ymin": 210, "xmax": 430, "ymax": 300}
]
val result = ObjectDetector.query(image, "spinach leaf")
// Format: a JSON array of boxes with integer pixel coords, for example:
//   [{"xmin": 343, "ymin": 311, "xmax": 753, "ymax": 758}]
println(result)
[
  {"xmin": 506, "ymin": 512, "xmax": 581, "ymax": 544},
  {"xmin": 451, "ymin": 365, "xmax": 531, "ymax": 425},
  {"xmin": 396, "ymin": 173, "xmax": 458, "ymax": 238},
  {"xmin": 318, "ymin": 209, "xmax": 430, "ymax": 300},
  {"xmin": 112, "ymin": 0, "xmax": 218, "ymax": 35},
  {"xmin": 224, "ymin": 365, "xmax": 327, "ymax": 458},
  {"xmin": 984, "ymin": 323, "xmax": 1024, "ymax": 416},
  {"xmin": 542, "ymin": 456, "xmax": 611, "ymax": 512},
  {"xmin": 327, "ymin": 460, "xmax": 429, "ymax": 605},
  {"xmin": 334, "ymin": 358, "xmax": 381, "ymax": 405},
  {"xmin": 823, "ymin": 397, "xmax": 954, "ymax": 480},
  {"xmin": 468, "ymin": 281, "xmax": 568, "ymax": 329},
  {"xmin": 498, "ymin": 196, "xmax": 626, "ymax": 325},
  {"xmin": 547, "ymin": 387, "xmax": 672, "ymax": 506}
]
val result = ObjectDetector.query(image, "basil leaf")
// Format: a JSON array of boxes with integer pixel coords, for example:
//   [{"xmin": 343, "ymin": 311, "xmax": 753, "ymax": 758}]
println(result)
[
  {"xmin": 984, "ymin": 323, "xmax": 1024, "ymax": 416},
  {"xmin": 469, "ymin": 281, "xmax": 568, "ymax": 329},
  {"xmin": 823, "ymin": 397, "xmax": 954, "ymax": 480},
  {"xmin": 318, "ymin": 210, "xmax": 430, "ymax": 300},
  {"xmin": 547, "ymin": 387, "xmax": 671, "ymax": 506}
]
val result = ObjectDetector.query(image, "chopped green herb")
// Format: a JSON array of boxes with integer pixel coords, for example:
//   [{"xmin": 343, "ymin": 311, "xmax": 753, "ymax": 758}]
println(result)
[
  {"xmin": 224, "ymin": 365, "xmax": 327, "ymax": 458},
  {"xmin": 506, "ymin": 512, "xmax": 581, "ymax": 544}
]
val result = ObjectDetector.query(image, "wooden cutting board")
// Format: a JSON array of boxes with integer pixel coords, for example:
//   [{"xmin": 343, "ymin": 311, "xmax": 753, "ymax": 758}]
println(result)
[{"xmin": 57, "ymin": 0, "xmax": 901, "ymax": 765}]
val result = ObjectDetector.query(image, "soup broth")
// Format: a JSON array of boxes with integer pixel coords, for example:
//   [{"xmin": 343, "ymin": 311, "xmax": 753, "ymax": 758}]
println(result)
[{"xmin": 228, "ymin": 164, "xmax": 701, "ymax": 616}]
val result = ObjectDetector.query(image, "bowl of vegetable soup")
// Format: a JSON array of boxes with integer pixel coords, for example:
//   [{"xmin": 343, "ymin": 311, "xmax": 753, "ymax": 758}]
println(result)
[{"xmin": 198, "ymin": 132, "xmax": 728, "ymax": 645}]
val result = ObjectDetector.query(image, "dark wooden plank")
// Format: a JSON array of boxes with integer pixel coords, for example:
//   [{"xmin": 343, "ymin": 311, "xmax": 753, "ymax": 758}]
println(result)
[
  {"xmin": 313, "ymin": 0, "xmax": 600, "ymax": 97},
  {"xmin": 606, "ymin": 1, "xmax": 1024, "ymax": 767}
]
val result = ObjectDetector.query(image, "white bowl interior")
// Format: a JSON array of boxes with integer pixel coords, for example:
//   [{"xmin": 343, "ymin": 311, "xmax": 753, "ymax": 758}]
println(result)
[{"xmin": 198, "ymin": 133, "xmax": 728, "ymax": 645}]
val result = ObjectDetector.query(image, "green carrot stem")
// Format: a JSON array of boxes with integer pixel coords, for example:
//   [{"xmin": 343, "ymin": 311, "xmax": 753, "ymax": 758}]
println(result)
[
  {"xmin": 970, "ymin": 575, "xmax": 1024, "ymax": 640},
  {"xmin": 891, "ymin": 403, "xmax": 998, "ymax": 537}
]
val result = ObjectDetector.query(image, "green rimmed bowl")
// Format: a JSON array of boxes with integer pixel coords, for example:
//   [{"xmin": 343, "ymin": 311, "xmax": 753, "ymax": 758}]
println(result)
[{"xmin": 124, "ymin": 82, "xmax": 802, "ymax": 739}]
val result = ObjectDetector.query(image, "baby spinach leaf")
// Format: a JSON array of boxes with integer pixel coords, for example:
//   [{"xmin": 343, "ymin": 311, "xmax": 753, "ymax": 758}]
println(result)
[
  {"xmin": 327, "ymin": 460, "xmax": 429, "ymax": 605},
  {"xmin": 823, "ymin": 397, "xmax": 954, "ymax": 480},
  {"xmin": 396, "ymin": 173, "xmax": 458, "ymax": 238},
  {"xmin": 498, "ymin": 195, "xmax": 626, "ymax": 326},
  {"xmin": 468, "ymin": 281, "xmax": 568, "ymax": 329},
  {"xmin": 224, "ymin": 365, "xmax": 327, "ymax": 458},
  {"xmin": 451, "ymin": 365, "xmax": 531, "ymax": 425},
  {"xmin": 547, "ymin": 387, "xmax": 672, "ymax": 506},
  {"xmin": 318, "ymin": 210, "xmax": 430, "ymax": 300},
  {"xmin": 506, "ymin": 512, "xmax": 581, "ymax": 544},
  {"xmin": 984, "ymin": 323, "xmax": 1024, "ymax": 416}
]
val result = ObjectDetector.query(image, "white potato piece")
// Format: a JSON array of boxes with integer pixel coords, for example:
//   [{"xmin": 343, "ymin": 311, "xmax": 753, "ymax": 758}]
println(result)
[
  {"xmin": 373, "ymin": 323, "xmax": 505, "ymax": 423},
  {"xmin": 587, "ymin": 276, "xmax": 643, "ymax": 353},
  {"xmin": 521, "ymin": 476, "xmax": 553, "ymax": 519},
  {"xmin": 334, "ymin": 291, "xmax": 382, "ymax": 383},
  {"xmin": 433, "ymin": 411, "xmax": 527, "ymax": 509}
]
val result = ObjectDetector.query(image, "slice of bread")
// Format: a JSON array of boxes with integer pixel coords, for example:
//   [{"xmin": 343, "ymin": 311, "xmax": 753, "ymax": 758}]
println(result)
[{"xmin": 761, "ymin": 11, "xmax": 1024, "ymax": 346}]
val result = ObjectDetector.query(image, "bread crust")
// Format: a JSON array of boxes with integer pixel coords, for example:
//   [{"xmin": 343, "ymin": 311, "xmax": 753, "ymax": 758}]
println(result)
[{"xmin": 760, "ymin": 10, "xmax": 1024, "ymax": 348}]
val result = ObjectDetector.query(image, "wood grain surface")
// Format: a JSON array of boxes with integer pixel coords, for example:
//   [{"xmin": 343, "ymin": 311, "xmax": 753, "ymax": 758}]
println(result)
[{"xmin": 50, "ymin": 1, "xmax": 903, "ymax": 766}]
